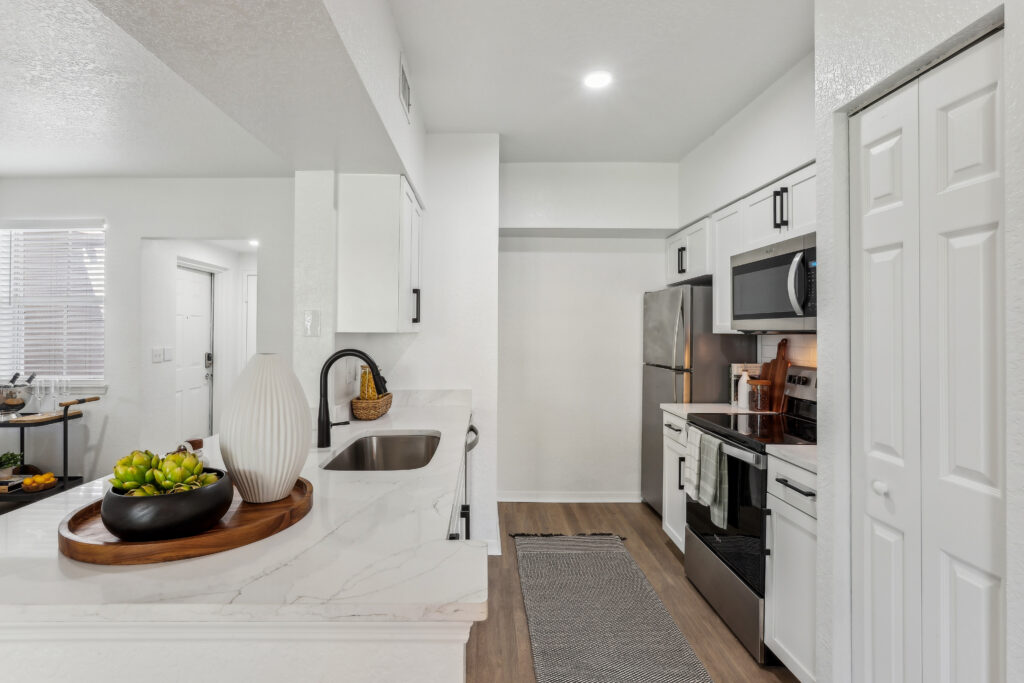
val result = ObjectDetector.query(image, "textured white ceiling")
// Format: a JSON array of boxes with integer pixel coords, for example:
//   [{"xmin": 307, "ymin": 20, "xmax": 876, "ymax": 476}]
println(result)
[
  {"xmin": 86, "ymin": 0, "xmax": 403, "ymax": 175},
  {"xmin": 0, "ymin": 0, "xmax": 291, "ymax": 177},
  {"xmin": 388, "ymin": 0, "xmax": 814, "ymax": 161}
]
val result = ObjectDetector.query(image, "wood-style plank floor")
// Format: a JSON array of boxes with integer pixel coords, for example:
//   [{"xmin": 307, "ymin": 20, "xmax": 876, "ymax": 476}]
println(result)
[{"xmin": 466, "ymin": 502, "xmax": 797, "ymax": 683}]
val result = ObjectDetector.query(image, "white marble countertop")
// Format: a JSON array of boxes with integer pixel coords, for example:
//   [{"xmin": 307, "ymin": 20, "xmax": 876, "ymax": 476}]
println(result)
[
  {"xmin": 0, "ymin": 404, "xmax": 488, "ymax": 624},
  {"xmin": 660, "ymin": 402, "xmax": 775, "ymax": 418},
  {"xmin": 766, "ymin": 444, "xmax": 817, "ymax": 474},
  {"xmin": 660, "ymin": 402, "xmax": 817, "ymax": 474}
]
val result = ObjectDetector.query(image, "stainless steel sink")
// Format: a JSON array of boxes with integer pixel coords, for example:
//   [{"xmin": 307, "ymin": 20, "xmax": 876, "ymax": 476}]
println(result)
[{"xmin": 322, "ymin": 432, "xmax": 441, "ymax": 471}]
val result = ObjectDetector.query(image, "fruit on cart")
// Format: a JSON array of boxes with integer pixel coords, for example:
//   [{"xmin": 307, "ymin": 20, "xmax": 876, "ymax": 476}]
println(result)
[
  {"xmin": 21, "ymin": 471, "xmax": 56, "ymax": 492},
  {"xmin": 109, "ymin": 449, "xmax": 219, "ymax": 495}
]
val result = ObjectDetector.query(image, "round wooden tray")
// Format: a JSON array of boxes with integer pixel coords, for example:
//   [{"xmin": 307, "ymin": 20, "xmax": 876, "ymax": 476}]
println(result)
[{"xmin": 58, "ymin": 478, "xmax": 313, "ymax": 565}]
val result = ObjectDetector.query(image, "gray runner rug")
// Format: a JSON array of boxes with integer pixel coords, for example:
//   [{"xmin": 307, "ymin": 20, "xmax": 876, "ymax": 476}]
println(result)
[{"xmin": 514, "ymin": 534, "xmax": 713, "ymax": 683}]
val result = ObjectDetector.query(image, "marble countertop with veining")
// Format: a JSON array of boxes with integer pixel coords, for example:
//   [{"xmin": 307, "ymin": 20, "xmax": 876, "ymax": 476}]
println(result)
[{"xmin": 0, "ymin": 404, "xmax": 488, "ymax": 624}]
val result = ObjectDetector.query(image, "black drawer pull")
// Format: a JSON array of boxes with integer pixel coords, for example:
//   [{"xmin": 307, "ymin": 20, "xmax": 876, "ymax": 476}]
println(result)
[
  {"xmin": 412, "ymin": 288, "xmax": 421, "ymax": 323},
  {"xmin": 776, "ymin": 477, "xmax": 816, "ymax": 498},
  {"xmin": 460, "ymin": 504, "xmax": 471, "ymax": 540},
  {"xmin": 664, "ymin": 423, "xmax": 682, "ymax": 432},
  {"xmin": 678, "ymin": 456, "xmax": 685, "ymax": 491}
]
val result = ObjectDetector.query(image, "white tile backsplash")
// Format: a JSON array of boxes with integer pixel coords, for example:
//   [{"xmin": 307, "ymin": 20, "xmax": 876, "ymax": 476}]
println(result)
[{"xmin": 758, "ymin": 334, "xmax": 817, "ymax": 367}]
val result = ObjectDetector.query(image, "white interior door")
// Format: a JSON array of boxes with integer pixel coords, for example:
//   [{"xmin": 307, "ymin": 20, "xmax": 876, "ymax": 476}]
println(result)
[
  {"xmin": 919, "ymin": 34, "xmax": 1005, "ymax": 683},
  {"xmin": 176, "ymin": 266, "xmax": 213, "ymax": 440},
  {"xmin": 850, "ymin": 79, "xmax": 923, "ymax": 683}
]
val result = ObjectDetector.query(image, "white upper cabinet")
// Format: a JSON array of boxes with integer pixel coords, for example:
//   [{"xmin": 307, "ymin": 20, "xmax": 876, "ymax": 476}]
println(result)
[
  {"xmin": 710, "ymin": 200, "xmax": 745, "ymax": 334},
  {"xmin": 742, "ymin": 163, "xmax": 817, "ymax": 251},
  {"xmin": 784, "ymin": 164, "xmax": 817, "ymax": 239},
  {"xmin": 665, "ymin": 217, "xmax": 711, "ymax": 285},
  {"xmin": 337, "ymin": 174, "xmax": 424, "ymax": 333}
]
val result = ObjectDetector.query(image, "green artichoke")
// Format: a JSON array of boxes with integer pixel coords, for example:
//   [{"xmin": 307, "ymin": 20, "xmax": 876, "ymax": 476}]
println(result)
[{"xmin": 110, "ymin": 449, "xmax": 217, "ymax": 494}]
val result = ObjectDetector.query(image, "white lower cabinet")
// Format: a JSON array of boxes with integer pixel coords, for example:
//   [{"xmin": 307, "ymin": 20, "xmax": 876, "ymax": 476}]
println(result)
[
  {"xmin": 661, "ymin": 435, "xmax": 688, "ymax": 552},
  {"xmin": 765, "ymin": 490, "xmax": 817, "ymax": 683}
]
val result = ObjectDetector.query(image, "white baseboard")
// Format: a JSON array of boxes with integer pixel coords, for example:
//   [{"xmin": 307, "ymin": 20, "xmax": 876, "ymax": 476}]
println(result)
[{"xmin": 498, "ymin": 490, "xmax": 643, "ymax": 503}]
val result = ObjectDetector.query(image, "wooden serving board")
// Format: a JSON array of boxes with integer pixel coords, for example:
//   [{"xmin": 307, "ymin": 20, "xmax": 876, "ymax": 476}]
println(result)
[
  {"xmin": 768, "ymin": 338, "xmax": 790, "ymax": 413},
  {"xmin": 58, "ymin": 478, "xmax": 313, "ymax": 565},
  {"xmin": 9, "ymin": 410, "xmax": 82, "ymax": 424}
]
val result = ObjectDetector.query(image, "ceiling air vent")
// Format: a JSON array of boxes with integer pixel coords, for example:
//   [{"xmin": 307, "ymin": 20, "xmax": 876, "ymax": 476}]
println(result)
[{"xmin": 399, "ymin": 54, "xmax": 412, "ymax": 122}]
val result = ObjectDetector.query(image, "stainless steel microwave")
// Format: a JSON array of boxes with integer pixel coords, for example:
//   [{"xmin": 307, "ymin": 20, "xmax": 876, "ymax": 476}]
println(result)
[{"xmin": 731, "ymin": 233, "xmax": 816, "ymax": 333}]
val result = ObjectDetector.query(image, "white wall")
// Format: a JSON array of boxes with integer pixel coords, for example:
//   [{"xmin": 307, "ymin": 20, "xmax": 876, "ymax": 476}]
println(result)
[
  {"xmin": 811, "ymin": 3, "xmax": 1016, "ymax": 682},
  {"xmin": 336, "ymin": 134, "xmax": 501, "ymax": 551},
  {"xmin": 677, "ymin": 53, "xmax": 814, "ymax": 227},
  {"xmin": 758, "ymin": 334, "xmax": 818, "ymax": 368},
  {"xmin": 0, "ymin": 178, "xmax": 294, "ymax": 480},
  {"xmin": 292, "ymin": 171, "xmax": 340, "ymax": 412},
  {"xmin": 499, "ymin": 162, "xmax": 678, "ymax": 235},
  {"xmin": 497, "ymin": 237, "xmax": 663, "ymax": 501},
  {"xmin": 323, "ymin": 0, "xmax": 427, "ymax": 200},
  {"xmin": 139, "ymin": 239, "xmax": 255, "ymax": 453}
]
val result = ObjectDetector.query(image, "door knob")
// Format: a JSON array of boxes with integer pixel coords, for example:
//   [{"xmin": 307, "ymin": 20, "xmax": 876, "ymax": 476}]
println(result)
[{"xmin": 871, "ymin": 480, "xmax": 889, "ymax": 496}]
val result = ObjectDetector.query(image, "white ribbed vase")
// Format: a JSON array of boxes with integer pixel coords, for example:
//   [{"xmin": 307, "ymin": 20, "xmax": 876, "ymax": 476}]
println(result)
[{"xmin": 220, "ymin": 353, "xmax": 312, "ymax": 503}]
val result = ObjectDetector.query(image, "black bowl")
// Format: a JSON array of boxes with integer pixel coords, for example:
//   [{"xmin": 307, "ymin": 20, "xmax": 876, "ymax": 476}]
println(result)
[{"xmin": 100, "ymin": 468, "xmax": 234, "ymax": 542}]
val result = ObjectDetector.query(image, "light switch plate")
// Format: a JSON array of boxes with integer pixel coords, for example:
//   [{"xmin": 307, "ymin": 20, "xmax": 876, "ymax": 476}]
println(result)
[
  {"xmin": 162, "ymin": 347, "xmax": 175, "ymax": 362},
  {"xmin": 151, "ymin": 347, "xmax": 164, "ymax": 363},
  {"xmin": 303, "ymin": 309, "xmax": 321, "ymax": 337}
]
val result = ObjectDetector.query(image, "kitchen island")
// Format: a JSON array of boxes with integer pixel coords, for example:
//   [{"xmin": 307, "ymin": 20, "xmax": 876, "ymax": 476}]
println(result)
[{"xmin": 0, "ymin": 404, "xmax": 487, "ymax": 683}]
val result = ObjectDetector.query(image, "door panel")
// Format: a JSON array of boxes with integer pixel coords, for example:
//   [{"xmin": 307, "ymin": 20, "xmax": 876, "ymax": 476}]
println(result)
[
  {"xmin": 175, "ymin": 267, "xmax": 213, "ymax": 440},
  {"xmin": 850, "ymin": 79, "xmax": 922, "ymax": 683},
  {"xmin": 919, "ymin": 34, "xmax": 1004, "ymax": 683},
  {"xmin": 783, "ymin": 164, "xmax": 817, "ymax": 239},
  {"xmin": 765, "ymin": 494, "xmax": 817, "ymax": 683},
  {"xmin": 742, "ymin": 185, "xmax": 779, "ymax": 250},
  {"xmin": 711, "ymin": 201, "xmax": 744, "ymax": 333}
]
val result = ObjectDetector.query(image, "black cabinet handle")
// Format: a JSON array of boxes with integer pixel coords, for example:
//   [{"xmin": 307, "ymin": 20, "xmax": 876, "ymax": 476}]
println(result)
[
  {"xmin": 460, "ymin": 504, "xmax": 471, "ymax": 540},
  {"xmin": 776, "ymin": 477, "xmax": 816, "ymax": 498},
  {"xmin": 677, "ymin": 246, "xmax": 686, "ymax": 274},
  {"xmin": 772, "ymin": 190, "xmax": 782, "ymax": 230},
  {"xmin": 678, "ymin": 456, "xmax": 685, "ymax": 491},
  {"xmin": 412, "ymin": 288, "xmax": 421, "ymax": 323},
  {"xmin": 779, "ymin": 186, "xmax": 790, "ymax": 228},
  {"xmin": 664, "ymin": 423, "xmax": 682, "ymax": 432}
]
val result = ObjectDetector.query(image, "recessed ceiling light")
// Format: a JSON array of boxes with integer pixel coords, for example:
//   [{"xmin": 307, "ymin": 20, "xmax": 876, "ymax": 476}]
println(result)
[
  {"xmin": 249, "ymin": 239, "xmax": 259, "ymax": 247},
  {"xmin": 583, "ymin": 70, "xmax": 613, "ymax": 89}
]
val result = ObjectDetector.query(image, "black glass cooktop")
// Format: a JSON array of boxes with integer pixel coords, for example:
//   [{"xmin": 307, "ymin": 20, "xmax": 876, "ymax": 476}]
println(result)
[{"xmin": 686, "ymin": 412, "xmax": 816, "ymax": 453}]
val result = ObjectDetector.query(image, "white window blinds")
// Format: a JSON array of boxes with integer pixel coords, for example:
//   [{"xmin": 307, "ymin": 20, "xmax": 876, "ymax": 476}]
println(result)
[{"xmin": 0, "ymin": 222, "xmax": 106, "ymax": 383}]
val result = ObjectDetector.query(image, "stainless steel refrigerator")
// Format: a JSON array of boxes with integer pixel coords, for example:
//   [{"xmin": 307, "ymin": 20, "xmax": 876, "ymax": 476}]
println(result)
[{"xmin": 641, "ymin": 285, "xmax": 756, "ymax": 514}]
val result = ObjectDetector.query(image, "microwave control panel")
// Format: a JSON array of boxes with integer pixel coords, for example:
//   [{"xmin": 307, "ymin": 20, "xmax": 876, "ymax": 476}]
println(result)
[{"xmin": 805, "ymin": 248, "xmax": 817, "ymax": 317}]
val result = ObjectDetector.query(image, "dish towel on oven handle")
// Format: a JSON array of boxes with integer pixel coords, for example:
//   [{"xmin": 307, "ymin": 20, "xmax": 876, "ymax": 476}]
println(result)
[{"xmin": 697, "ymin": 432, "xmax": 728, "ymax": 529}]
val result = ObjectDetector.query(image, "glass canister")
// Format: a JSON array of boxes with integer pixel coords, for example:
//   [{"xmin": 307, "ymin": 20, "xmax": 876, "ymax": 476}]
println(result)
[{"xmin": 748, "ymin": 379, "xmax": 771, "ymax": 412}]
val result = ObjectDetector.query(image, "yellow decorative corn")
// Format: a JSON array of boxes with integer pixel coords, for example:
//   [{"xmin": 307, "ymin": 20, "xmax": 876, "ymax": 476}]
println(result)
[{"xmin": 359, "ymin": 365, "xmax": 378, "ymax": 400}]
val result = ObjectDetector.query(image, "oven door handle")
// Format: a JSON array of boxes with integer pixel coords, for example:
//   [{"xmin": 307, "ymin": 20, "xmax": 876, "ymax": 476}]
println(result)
[
  {"xmin": 787, "ymin": 251, "xmax": 806, "ymax": 316},
  {"xmin": 688, "ymin": 425, "xmax": 767, "ymax": 470}
]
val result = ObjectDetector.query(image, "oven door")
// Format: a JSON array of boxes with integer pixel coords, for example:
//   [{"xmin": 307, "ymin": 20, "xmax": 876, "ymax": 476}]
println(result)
[
  {"xmin": 731, "ymin": 234, "xmax": 816, "ymax": 332},
  {"xmin": 685, "ymin": 429, "xmax": 769, "ymax": 595}
]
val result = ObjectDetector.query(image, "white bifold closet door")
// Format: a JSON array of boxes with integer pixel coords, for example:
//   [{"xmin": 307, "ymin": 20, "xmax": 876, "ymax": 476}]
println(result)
[{"xmin": 850, "ymin": 32, "xmax": 1004, "ymax": 683}]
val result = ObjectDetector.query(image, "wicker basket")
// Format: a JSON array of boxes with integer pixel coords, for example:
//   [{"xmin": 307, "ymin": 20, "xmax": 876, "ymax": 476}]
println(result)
[{"xmin": 351, "ymin": 392, "xmax": 393, "ymax": 421}]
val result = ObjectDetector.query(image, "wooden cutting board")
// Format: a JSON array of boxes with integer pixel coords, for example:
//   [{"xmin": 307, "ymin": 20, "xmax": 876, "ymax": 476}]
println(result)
[
  {"xmin": 768, "ymin": 338, "xmax": 790, "ymax": 413},
  {"xmin": 9, "ymin": 410, "xmax": 82, "ymax": 424},
  {"xmin": 58, "ymin": 478, "xmax": 313, "ymax": 565}
]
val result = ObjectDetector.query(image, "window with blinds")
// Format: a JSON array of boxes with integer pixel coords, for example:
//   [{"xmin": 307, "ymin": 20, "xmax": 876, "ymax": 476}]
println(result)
[{"xmin": 0, "ymin": 223, "xmax": 106, "ymax": 383}]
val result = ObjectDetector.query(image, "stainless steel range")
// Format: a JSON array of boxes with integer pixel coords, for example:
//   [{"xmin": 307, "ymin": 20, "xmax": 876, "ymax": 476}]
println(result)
[{"xmin": 682, "ymin": 365, "xmax": 817, "ymax": 662}]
